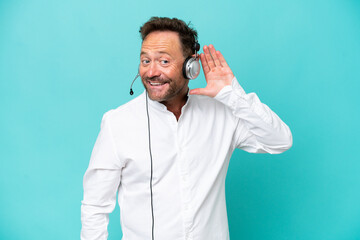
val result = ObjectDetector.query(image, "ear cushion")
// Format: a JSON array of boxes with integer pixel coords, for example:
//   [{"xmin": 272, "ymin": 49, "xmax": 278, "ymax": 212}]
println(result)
[
  {"xmin": 182, "ymin": 57, "xmax": 200, "ymax": 79},
  {"xmin": 182, "ymin": 57, "xmax": 192, "ymax": 79}
]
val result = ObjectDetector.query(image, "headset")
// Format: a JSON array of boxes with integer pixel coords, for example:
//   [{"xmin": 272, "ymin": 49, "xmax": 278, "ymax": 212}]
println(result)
[
  {"xmin": 129, "ymin": 40, "xmax": 200, "ymax": 240},
  {"xmin": 129, "ymin": 40, "xmax": 201, "ymax": 95},
  {"xmin": 182, "ymin": 41, "xmax": 201, "ymax": 80}
]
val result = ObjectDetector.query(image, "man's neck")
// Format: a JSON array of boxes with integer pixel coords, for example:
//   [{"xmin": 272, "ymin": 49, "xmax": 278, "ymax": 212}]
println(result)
[{"xmin": 161, "ymin": 91, "xmax": 189, "ymax": 121}]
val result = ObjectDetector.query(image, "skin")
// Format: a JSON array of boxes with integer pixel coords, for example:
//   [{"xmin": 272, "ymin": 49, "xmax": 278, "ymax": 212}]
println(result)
[{"xmin": 139, "ymin": 30, "xmax": 234, "ymax": 120}]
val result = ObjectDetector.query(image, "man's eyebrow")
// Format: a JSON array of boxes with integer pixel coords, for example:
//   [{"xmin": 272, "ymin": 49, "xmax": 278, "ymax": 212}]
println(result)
[{"xmin": 140, "ymin": 51, "xmax": 172, "ymax": 57}]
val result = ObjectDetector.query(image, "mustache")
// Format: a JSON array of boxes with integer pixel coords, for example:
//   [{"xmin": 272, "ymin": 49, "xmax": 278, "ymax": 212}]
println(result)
[{"xmin": 144, "ymin": 76, "xmax": 170, "ymax": 83}]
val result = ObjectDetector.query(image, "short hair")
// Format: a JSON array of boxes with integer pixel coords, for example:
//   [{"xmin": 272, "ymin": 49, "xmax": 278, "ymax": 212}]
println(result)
[{"xmin": 139, "ymin": 17, "xmax": 198, "ymax": 57}]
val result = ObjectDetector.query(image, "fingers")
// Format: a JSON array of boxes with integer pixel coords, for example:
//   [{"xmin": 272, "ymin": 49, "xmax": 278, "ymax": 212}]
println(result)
[
  {"xmin": 200, "ymin": 45, "xmax": 224, "ymax": 70},
  {"xmin": 215, "ymin": 50, "xmax": 228, "ymax": 67},
  {"xmin": 200, "ymin": 53, "xmax": 210, "ymax": 74},
  {"xmin": 203, "ymin": 45, "xmax": 216, "ymax": 69},
  {"xmin": 208, "ymin": 45, "xmax": 222, "ymax": 67},
  {"xmin": 199, "ymin": 44, "xmax": 231, "ymax": 79}
]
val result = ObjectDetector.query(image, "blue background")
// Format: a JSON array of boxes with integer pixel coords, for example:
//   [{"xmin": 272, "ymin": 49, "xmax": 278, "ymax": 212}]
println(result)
[{"xmin": 1, "ymin": 0, "xmax": 360, "ymax": 239}]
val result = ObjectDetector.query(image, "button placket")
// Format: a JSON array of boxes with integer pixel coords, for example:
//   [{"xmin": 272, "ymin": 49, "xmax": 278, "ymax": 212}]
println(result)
[{"xmin": 177, "ymin": 121, "xmax": 194, "ymax": 239}]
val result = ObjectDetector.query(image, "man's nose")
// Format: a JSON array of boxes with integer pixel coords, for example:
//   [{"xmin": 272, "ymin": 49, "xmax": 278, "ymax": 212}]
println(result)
[{"xmin": 147, "ymin": 62, "xmax": 161, "ymax": 78}]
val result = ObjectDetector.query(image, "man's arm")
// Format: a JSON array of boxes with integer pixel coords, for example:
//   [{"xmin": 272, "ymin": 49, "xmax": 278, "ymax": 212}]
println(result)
[
  {"xmin": 190, "ymin": 45, "xmax": 292, "ymax": 154},
  {"xmin": 81, "ymin": 112, "xmax": 123, "ymax": 239},
  {"xmin": 214, "ymin": 77, "xmax": 292, "ymax": 153}
]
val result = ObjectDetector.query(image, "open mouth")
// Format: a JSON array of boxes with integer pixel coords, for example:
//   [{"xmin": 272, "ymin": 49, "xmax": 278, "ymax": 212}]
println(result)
[{"xmin": 148, "ymin": 81, "xmax": 168, "ymax": 86}]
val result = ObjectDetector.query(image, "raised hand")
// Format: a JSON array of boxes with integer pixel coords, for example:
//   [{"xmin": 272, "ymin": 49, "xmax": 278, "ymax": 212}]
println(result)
[{"xmin": 189, "ymin": 44, "xmax": 234, "ymax": 97}]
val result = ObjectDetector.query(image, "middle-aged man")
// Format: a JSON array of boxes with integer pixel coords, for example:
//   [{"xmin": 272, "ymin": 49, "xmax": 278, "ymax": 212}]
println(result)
[{"xmin": 81, "ymin": 17, "xmax": 293, "ymax": 240}]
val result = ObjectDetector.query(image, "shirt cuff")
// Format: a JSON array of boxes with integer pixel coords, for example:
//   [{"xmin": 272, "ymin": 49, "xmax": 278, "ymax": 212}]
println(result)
[{"xmin": 214, "ymin": 77, "xmax": 248, "ymax": 109}]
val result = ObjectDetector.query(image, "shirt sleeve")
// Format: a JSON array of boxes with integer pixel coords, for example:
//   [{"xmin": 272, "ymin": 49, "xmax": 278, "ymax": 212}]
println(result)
[
  {"xmin": 214, "ymin": 77, "xmax": 293, "ymax": 154},
  {"xmin": 81, "ymin": 111, "xmax": 124, "ymax": 240}
]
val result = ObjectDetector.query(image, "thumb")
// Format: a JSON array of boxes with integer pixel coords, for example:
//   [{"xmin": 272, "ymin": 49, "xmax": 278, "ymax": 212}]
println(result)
[{"xmin": 189, "ymin": 88, "xmax": 210, "ymax": 96}]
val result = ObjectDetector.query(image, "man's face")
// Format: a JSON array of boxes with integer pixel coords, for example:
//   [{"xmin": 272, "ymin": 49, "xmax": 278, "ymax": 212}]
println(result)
[{"xmin": 139, "ymin": 31, "xmax": 189, "ymax": 103}]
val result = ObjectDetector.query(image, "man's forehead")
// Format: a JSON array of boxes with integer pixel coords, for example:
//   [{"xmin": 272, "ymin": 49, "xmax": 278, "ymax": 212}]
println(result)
[
  {"xmin": 141, "ymin": 31, "xmax": 182, "ymax": 53},
  {"xmin": 143, "ymin": 30, "xmax": 180, "ymax": 42}
]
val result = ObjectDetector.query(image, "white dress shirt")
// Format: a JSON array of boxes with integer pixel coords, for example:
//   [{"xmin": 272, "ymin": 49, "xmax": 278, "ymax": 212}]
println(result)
[{"xmin": 81, "ymin": 77, "xmax": 292, "ymax": 240}]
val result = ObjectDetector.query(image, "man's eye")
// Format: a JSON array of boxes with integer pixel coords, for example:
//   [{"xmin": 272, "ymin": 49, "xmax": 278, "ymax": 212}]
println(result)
[
  {"xmin": 161, "ymin": 60, "xmax": 169, "ymax": 64},
  {"xmin": 142, "ymin": 60, "xmax": 150, "ymax": 64}
]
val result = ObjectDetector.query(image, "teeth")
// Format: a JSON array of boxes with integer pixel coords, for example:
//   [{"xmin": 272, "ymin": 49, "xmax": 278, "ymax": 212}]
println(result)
[{"xmin": 150, "ymin": 82, "xmax": 165, "ymax": 86}]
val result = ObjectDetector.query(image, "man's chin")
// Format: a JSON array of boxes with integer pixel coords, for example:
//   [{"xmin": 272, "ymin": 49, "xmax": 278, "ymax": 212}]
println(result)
[{"xmin": 146, "ymin": 90, "xmax": 168, "ymax": 102}]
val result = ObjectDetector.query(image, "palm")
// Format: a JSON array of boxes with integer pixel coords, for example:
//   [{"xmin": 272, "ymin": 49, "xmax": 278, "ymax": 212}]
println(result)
[{"xmin": 190, "ymin": 45, "xmax": 234, "ymax": 97}]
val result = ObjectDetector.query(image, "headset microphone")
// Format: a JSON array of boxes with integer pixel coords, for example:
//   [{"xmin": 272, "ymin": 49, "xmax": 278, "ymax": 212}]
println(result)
[{"xmin": 129, "ymin": 68, "xmax": 140, "ymax": 95}]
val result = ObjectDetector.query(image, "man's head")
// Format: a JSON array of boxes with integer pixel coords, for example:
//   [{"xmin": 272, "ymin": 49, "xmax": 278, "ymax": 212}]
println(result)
[
  {"xmin": 140, "ymin": 17, "xmax": 198, "ymax": 58},
  {"xmin": 139, "ymin": 17, "xmax": 198, "ymax": 104}
]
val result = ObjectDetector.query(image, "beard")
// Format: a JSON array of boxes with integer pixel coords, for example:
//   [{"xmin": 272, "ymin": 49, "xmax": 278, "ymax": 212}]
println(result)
[{"xmin": 142, "ymin": 76, "xmax": 187, "ymax": 103}]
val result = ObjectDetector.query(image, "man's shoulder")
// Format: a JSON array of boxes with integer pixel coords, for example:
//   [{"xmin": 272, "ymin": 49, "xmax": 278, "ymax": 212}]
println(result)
[{"xmin": 103, "ymin": 92, "xmax": 146, "ymax": 122}]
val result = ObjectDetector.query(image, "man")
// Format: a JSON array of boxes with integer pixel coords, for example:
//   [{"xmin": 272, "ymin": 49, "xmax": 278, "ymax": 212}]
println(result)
[{"xmin": 81, "ymin": 17, "xmax": 292, "ymax": 240}]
